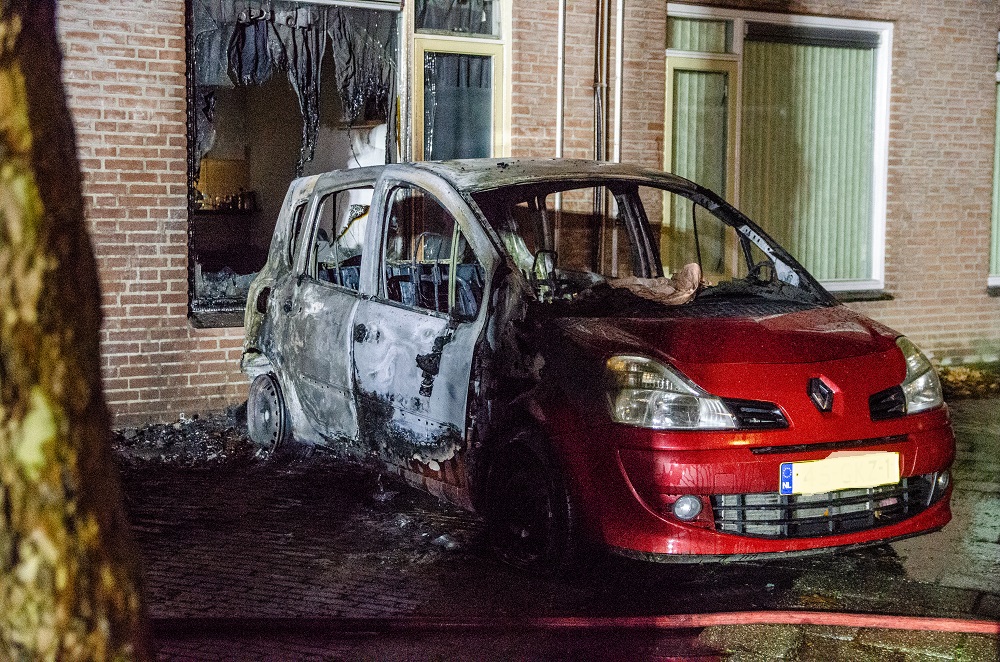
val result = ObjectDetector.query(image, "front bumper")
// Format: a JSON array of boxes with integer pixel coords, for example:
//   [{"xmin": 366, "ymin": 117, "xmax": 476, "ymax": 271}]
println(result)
[{"xmin": 554, "ymin": 408, "xmax": 955, "ymax": 559}]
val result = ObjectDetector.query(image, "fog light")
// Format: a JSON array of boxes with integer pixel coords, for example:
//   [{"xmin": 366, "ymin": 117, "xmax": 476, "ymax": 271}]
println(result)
[
  {"xmin": 936, "ymin": 470, "xmax": 951, "ymax": 492},
  {"xmin": 672, "ymin": 495, "xmax": 703, "ymax": 521}
]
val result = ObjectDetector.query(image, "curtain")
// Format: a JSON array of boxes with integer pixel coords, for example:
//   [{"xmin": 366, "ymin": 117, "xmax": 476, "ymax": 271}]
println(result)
[
  {"xmin": 328, "ymin": 8, "xmax": 397, "ymax": 127},
  {"xmin": 416, "ymin": 0, "xmax": 496, "ymax": 36},
  {"xmin": 423, "ymin": 53, "xmax": 492, "ymax": 160},
  {"xmin": 667, "ymin": 17, "xmax": 728, "ymax": 53},
  {"xmin": 668, "ymin": 70, "xmax": 728, "ymax": 273},
  {"xmin": 740, "ymin": 39, "xmax": 876, "ymax": 282},
  {"xmin": 192, "ymin": 2, "xmax": 397, "ymax": 175}
]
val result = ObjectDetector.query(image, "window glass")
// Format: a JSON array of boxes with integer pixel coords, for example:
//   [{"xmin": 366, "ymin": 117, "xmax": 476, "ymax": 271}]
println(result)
[
  {"xmin": 416, "ymin": 0, "xmax": 500, "ymax": 37},
  {"xmin": 384, "ymin": 186, "xmax": 485, "ymax": 319},
  {"xmin": 310, "ymin": 187, "xmax": 373, "ymax": 291},
  {"xmin": 667, "ymin": 17, "xmax": 732, "ymax": 53},
  {"xmin": 671, "ymin": 67, "xmax": 731, "ymax": 197},
  {"xmin": 424, "ymin": 52, "xmax": 493, "ymax": 160}
]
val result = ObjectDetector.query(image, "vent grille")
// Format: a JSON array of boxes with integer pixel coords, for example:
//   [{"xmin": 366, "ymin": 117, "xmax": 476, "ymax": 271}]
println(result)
[
  {"xmin": 870, "ymin": 385, "xmax": 906, "ymax": 421},
  {"xmin": 711, "ymin": 474, "xmax": 935, "ymax": 539},
  {"xmin": 722, "ymin": 398, "xmax": 788, "ymax": 430}
]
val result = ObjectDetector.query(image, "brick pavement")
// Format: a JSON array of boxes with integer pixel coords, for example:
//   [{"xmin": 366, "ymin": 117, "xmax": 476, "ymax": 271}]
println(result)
[{"xmin": 120, "ymin": 399, "xmax": 1000, "ymax": 659}]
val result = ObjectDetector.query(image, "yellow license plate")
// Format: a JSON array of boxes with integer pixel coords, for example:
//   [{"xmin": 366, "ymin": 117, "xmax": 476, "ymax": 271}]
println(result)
[{"xmin": 779, "ymin": 452, "xmax": 900, "ymax": 496}]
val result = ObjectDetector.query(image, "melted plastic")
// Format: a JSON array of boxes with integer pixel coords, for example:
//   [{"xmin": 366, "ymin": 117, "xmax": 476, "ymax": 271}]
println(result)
[{"xmin": 193, "ymin": 2, "xmax": 396, "ymax": 175}]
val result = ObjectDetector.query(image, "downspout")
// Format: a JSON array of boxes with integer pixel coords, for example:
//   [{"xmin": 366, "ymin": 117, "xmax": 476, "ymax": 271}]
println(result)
[
  {"xmin": 610, "ymin": 0, "xmax": 624, "ymax": 275},
  {"xmin": 555, "ymin": 0, "xmax": 566, "ymax": 162},
  {"xmin": 612, "ymin": 0, "xmax": 623, "ymax": 163},
  {"xmin": 592, "ymin": 0, "xmax": 609, "ymax": 270},
  {"xmin": 592, "ymin": 0, "xmax": 608, "ymax": 163},
  {"xmin": 554, "ymin": 0, "xmax": 566, "ymax": 248}
]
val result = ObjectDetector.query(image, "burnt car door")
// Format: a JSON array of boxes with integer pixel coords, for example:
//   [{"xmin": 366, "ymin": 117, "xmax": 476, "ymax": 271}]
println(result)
[
  {"xmin": 352, "ymin": 172, "xmax": 497, "ymax": 465},
  {"xmin": 282, "ymin": 173, "xmax": 376, "ymax": 441}
]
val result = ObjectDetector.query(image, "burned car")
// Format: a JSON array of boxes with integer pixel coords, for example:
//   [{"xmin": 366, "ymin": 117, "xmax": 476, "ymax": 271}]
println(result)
[{"xmin": 242, "ymin": 158, "xmax": 954, "ymax": 566}]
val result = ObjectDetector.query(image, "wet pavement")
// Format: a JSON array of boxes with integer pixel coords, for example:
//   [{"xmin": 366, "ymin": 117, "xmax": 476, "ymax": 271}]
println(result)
[{"xmin": 116, "ymin": 399, "xmax": 1000, "ymax": 660}]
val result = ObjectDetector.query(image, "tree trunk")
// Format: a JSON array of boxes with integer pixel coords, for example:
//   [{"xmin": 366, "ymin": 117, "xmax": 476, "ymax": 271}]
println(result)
[{"xmin": 0, "ymin": 1, "xmax": 150, "ymax": 659}]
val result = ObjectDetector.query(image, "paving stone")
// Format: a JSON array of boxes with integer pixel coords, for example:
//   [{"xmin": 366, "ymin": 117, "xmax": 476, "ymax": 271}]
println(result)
[
  {"xmin": 856, "ymin": 629, "xmax": 999, "ymax": 662},
  {"xmin": 118, "ymin": 396, "xmax": 1000, "ymax": 659}
]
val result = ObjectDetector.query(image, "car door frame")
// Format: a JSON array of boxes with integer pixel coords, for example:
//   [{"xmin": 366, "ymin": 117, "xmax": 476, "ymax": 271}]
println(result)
[
  {"xmin": 281, "ymin": 168, "xmax": 381, "ymax": 442},
  {"xmin": 352, "ymin": 165, "xmax": 500, "ymax": 465}
]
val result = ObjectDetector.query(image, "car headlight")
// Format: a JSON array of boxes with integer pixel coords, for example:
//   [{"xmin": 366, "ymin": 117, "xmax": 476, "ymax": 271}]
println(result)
[
  {"xmin": 897, "ymin": 337, "xmax": 943, "ymax": 414},
  {"xmin": 606, "ymin": 355, "xmax": 737, "ymax": 430}
]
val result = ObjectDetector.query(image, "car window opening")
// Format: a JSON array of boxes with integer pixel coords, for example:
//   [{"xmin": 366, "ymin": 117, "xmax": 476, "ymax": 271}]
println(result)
[
  {"xmin": 384, "ymin": 186, "xmax": 486, "ymax": 321},
  {"xmin": 475, "ymin": 181, "xmax": 828, "ymax": 311}
]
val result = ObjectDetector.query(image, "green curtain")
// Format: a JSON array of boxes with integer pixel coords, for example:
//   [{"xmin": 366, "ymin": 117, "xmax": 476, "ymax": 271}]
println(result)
[
  {"xmin": 667, "ymin": 18, "xmax": 729, "ymax": 53},
  {"xmin": 669, "ymin": 69, "xmax": 728, "ymax": 273},
  {"xmin": 739, "ymin": 40, "xmax": 875, "ymax": 282}
]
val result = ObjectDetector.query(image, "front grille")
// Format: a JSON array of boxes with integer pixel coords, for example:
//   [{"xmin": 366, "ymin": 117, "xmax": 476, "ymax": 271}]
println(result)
[{"xmin": 711, "ymin": 474, "xmax": 935, "ymax": 539}]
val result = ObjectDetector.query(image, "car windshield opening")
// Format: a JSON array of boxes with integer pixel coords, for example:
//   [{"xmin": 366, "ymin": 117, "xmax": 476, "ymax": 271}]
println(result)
[{"xmin": 473, "ymin": 181, "xmax": 830, "ymax": 309}]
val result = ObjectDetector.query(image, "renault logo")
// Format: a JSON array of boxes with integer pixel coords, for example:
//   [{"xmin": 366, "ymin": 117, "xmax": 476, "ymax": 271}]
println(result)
[{"xmin": 808, "ymin": 377, "xmax": 834, "ymax": 412}]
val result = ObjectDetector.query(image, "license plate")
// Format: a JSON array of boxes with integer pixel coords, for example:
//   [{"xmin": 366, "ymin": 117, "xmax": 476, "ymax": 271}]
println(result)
[{"xmin": 779, "ymin": 452, "xmax": 900, "ymax": 496}]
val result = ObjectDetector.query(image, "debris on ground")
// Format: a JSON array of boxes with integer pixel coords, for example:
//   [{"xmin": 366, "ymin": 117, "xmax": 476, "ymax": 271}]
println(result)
[
  {"xmin": 112, "ymin": 404, "xmax": 479, "ymax": 567},
  {"xmin": 112, "ymin": 403, "xmax": 257, "ymax": 469},
  {"xmin": 938, "ymin": 364, "xmax": 1000, "ymax": 400}
]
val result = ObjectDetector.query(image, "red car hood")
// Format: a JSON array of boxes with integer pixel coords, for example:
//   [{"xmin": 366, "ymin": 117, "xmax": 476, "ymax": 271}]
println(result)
[{"xmin": 560, "ymin": 304, "xmax": 899, "ymax": 366}]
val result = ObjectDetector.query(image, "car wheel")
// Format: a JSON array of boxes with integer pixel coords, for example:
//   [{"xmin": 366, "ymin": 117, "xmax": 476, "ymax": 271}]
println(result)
[
  {"xmin": 247, "ymin": 373, "xmax": 288, "ymax": 453},
  {"xmin": 486, "ymin": 433, "xmax": 577, "ymax": 572}
]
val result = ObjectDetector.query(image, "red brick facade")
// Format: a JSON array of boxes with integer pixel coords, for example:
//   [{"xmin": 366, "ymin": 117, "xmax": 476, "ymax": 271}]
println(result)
[
  {"xmin": 58, "ymin": 1, "xmax": 246, "ymax": 425},
  {"xmin": 55, "ymin": 0, "xmax": 1000, "ymax": 424}
]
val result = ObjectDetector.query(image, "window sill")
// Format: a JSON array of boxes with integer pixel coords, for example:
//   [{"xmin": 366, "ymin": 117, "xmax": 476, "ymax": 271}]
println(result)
[
  {"xmin": 190, "ymin": 301, "xmax": 245, "ymax": 329},
  {"xmin": 833, "ymin": 290, "xmax": 893, "ymax": 303}
]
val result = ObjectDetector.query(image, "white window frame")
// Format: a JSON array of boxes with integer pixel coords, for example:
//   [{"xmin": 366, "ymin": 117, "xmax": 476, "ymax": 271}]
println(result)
[
  {"xmin": 990, "ymin": 30, "xmax": 1000, "ymax": 289},
  {"xmin": 667, "ymin": 3, "xmax": 893, "ymax": 293}
]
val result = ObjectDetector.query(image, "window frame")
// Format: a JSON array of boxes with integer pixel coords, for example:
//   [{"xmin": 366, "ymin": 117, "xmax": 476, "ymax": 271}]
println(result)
[
  {"xmin": 666, "ymin": 3, "xmax": 893, "ymax": 293},
  {"xmin": 304, "ymin": 186, "xmax": 375, "ymax": 291},
  {"xmin": 990, "ymin": 31, "xmax": 1000, "ymax": 290},
  {"xmin": 405, "ymin": 0, "xmax": 512, "ymax": 161}
]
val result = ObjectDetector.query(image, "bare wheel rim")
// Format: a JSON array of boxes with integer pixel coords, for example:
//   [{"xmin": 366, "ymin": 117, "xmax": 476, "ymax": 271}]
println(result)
[{"xmin": 247, "ymin": 374, "xmax": 285, "ymax": 451}]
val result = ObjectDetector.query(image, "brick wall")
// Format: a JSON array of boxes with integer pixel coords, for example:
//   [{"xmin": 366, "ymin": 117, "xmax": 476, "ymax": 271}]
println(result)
[
  {"xmin": 512, "ymin": 0, "xmax": 1000, "ymax": 363},
  {"xmin": 52, "ymin": 0, "xmax": 1000, "ymax": 425},
  {"xmin": 57, "ymin": 0, "xmax": 246, "ymax": 426}
]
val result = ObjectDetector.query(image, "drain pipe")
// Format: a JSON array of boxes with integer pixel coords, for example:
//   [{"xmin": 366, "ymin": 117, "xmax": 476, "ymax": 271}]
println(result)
[
  {"xmin": 555, "ymin": 0, "xmax": 566, "ymax": 163},
  {"xmin": 553, "ymin": 0, "xmax": 566, "ymax": 248},
  {"xmin": 612, "ymin": 0, "xmax": 623, "ymax": 164},
  {"xmin": 609, "ymin": 0, "xmax": 624, "ymax": 275},
  {"xmin": 592, "ymin": 0, "xmax": 610, "ymax": 270},
  {"xmin": 592, "ymin": 0, "xmax": 609, "ymax": 163}
]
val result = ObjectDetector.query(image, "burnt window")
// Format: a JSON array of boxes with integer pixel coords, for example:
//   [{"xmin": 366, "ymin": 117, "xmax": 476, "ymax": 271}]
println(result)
[
  {"xmin": 187, "ymin": 1, "xmax": 399, "ymax": 327},
  {"xmin": 383, "ymin": 186, "xmax": 484, "ymax": 320},
  {"xmin": 309, "ymin": 187, "xmax": 373, "ymax": 291}
]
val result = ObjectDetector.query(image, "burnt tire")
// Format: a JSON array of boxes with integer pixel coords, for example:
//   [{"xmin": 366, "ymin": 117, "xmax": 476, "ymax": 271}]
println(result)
[
  {"xmin": 486, "ymin": 433, "xmax": 578, "ymax": 572},
  {"xmin": 247, "ymin": 373, "xmax": 288, "ymax": 454}
]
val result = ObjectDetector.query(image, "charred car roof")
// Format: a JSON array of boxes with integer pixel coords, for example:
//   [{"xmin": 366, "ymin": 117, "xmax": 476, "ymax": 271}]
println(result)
[{"xmin": 393, "ymin": 158, "xmax": 699, "ymax": 194}]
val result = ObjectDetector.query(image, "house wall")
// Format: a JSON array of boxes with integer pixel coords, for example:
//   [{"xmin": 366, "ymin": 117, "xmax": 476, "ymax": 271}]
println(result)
[
  {"xmin": 510, "ymin": 0, "xmax": 1000, "ymax": 364},
  {"xmin": 54, "ymin": 0, "xmax": 1000, "ymax": 425},
  {"xmin": 57, "ymin": 0, "xmax": 246, "ymax": 426}
]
